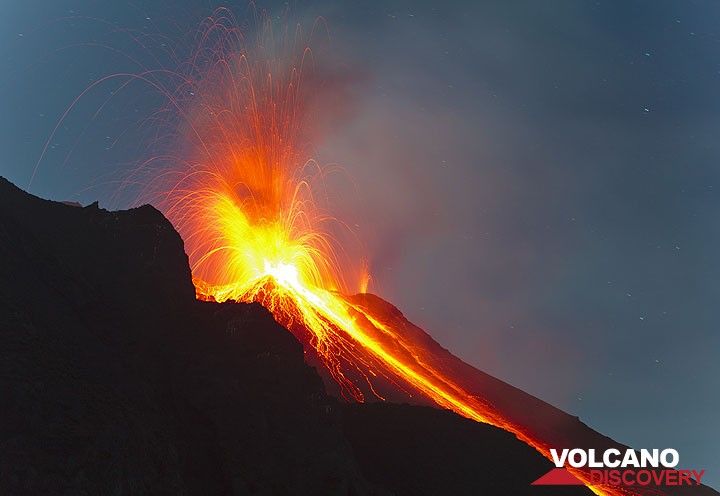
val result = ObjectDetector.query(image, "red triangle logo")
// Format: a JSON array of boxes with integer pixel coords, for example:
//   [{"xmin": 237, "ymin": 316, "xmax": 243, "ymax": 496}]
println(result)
[{"xmin": 532, "ymin": 468, "xmax": 585, "ymax": 485}]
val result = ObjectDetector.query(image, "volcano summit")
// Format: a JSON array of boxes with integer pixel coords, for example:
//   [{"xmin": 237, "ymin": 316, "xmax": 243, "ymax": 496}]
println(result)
[{"xmin": 0, "ymin": 178, "xmax": 717, "ymax": 496}]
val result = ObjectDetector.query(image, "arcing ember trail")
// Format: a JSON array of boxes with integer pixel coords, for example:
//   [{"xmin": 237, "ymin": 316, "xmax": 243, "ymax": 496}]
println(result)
[
  {"xmin": 136, "ymin": 10, "xmax": 675, "ymax": 496},
  {"xmin": 156, "ymin": 10, "xmax": 503, "ymax": 423}
]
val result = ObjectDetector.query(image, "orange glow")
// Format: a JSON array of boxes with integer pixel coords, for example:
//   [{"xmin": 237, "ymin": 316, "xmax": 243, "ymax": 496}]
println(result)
[{"xmin": 152, "ymin": 10, "xmax": 632, "ymax": 496}]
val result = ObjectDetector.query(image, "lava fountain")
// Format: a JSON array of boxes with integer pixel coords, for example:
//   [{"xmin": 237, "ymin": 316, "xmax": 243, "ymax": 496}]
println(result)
[{"xmin": 141, "ymin": 9, "xmax": 638, "ymax": 496}]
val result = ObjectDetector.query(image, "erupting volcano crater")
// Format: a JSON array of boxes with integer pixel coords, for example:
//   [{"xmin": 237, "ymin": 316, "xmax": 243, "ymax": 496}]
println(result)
[{"xmin": 10, "ymin": 9, "xmax": 716, "ymax": 496}]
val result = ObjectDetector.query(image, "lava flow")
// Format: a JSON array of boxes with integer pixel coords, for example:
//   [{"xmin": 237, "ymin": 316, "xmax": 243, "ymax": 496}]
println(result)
[{"xmin": 144, "ymin": 10, "xmax": 638, "ymax": 496}]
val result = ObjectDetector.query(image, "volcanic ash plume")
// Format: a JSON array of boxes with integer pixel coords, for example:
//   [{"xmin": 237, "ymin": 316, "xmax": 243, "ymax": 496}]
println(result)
[{"xmin": 140, "ymin": 10, "xmax": 644, "ymax": 496}]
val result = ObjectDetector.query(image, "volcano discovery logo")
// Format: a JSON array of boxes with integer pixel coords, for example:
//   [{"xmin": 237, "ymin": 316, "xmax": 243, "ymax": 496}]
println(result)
[{"xmin": 532, "ymin": 448, "xmax": 706, "ymax": 487}]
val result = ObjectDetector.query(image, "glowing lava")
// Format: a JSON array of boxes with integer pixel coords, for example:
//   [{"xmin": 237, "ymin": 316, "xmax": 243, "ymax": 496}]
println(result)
[{"xmin": 147, "ymin": 10, "xmax": 638, "ymax": 496}]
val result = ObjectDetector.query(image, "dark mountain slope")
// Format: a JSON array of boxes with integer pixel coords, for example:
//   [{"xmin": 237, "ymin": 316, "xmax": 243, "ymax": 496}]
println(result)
[
  {"xmin": 0, "ymin": 176, "xmax": 595, "ymax": 495},
  {"xmin": 0, "ymin": 177, "xmax": 379, "ymax": 495}
]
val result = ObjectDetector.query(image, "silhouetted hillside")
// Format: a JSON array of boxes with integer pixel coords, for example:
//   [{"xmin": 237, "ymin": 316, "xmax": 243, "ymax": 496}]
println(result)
[{"xmin": 0, "ymin": 177, "xmax": 702, "ymax": 495}]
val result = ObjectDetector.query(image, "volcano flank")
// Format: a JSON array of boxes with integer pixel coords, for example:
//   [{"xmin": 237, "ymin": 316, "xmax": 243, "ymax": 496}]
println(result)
[{"xmin": 0, "ymin": 176, "xmax": 715, "ymax": 496}]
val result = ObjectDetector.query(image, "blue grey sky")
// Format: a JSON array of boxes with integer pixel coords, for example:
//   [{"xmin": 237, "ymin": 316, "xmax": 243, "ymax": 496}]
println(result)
[{"xmin": 1, "ymin": 0, "xmax": 718, "ymax": 486}]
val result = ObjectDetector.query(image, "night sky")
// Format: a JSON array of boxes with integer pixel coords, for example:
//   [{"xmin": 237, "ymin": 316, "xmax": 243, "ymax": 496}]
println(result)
[{"xmin": 1, "ymin": 0, "xmax": 718, "ymax": 485}]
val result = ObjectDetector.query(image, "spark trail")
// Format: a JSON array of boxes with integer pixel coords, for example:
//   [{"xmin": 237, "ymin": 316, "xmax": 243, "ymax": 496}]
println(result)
[{"xmin": 141, "ymin": 9, "xmax": 637, "ymax": 496}]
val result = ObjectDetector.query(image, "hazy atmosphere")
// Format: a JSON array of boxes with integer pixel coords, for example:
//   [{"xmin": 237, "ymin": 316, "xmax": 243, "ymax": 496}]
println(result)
[{"xmin": 1, "ymin": 0, "xmax": 718, "ymax": 484}]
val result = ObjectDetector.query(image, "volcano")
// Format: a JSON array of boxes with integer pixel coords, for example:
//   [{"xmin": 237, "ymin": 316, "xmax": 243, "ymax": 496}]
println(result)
[{"xmin": 0, "ymin": 176, "xmax": 716, "ymax": 496}]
